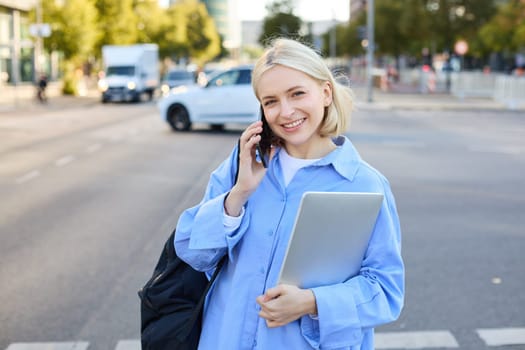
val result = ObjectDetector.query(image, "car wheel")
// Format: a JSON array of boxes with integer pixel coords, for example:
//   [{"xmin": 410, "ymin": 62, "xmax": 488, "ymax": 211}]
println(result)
[{"xmin": 168, "ymin": 105, "xmax": 191, "ymax": 131}]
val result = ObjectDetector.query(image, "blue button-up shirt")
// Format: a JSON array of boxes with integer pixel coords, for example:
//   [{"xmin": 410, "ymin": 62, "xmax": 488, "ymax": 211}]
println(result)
[{"xmin": 175, "ymin": 136, "xmax": 404, "ymax": 349}]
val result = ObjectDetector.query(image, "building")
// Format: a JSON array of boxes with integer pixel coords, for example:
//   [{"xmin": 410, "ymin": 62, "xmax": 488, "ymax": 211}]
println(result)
[
  {"xmin": 0, "ymin": 0, "xmax": 37, "ymax": 85},
  {"xmin": 349, "ymin": 0, "xmax": 365, "ymax": 22}
]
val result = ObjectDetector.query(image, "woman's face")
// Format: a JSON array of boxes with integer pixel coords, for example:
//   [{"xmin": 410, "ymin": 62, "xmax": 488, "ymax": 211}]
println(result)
[{"xmin": 257, "ymin": 65, "xmax": 332, "ymax": 158}]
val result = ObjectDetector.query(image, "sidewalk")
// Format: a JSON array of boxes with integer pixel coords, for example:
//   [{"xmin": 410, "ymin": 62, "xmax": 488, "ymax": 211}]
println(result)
[
  {"xmin": 1, "ymin": 81, "xmax": 521, "ymax": 116},
  {"xmin": 0, "ymin": 82, "xmax": 100, "ymax": 116},
  {"xmin": 350, "ymin": 84, "xmax": 516, "ymax": 111}
]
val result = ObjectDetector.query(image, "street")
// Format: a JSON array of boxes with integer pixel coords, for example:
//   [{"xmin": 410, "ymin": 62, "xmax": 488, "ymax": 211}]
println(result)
[{"xmin": 0, "ymin": 99, "xmax": 524, "ymax": 350}]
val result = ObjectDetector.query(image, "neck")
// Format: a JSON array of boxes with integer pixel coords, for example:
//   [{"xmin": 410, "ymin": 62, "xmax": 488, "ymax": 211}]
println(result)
[{"xmin": 284, "ymin": 137, "xmax": 336, "ymax": 159}]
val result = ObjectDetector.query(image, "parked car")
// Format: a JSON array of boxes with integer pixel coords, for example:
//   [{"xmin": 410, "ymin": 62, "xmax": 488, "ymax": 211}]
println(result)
[
  {"xmin": 157, "ymin": 65, "xmax": 259, "ymax": 131},
  {"xmin": 160, "ymin": 68, "xmax": 196, "ymax": 95}
]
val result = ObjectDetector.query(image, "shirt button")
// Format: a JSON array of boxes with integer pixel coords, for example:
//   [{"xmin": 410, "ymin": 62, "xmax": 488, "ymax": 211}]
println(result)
[
  {"xmin": 259, "ymin": 267, "xmax": 265, "ymax": 274},
  {"xmin": 267, "ymin": 230, "xmax": 273, "ymax": 236}
]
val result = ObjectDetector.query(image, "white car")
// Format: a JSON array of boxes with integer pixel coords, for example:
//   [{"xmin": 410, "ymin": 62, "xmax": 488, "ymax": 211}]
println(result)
[
  {"xmin": 157, "ymin": 65, "xmax": 260, "ymax": 131},
  {"xmin": 160, "ymin": 68, "xmax": 196, "ymax": 96}
]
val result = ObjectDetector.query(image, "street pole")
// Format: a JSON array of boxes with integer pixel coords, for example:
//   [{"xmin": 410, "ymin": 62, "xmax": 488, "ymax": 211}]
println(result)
[
  {"xmin": 366, "ymin": 0, "xmax": 374, "ymax": 102},
  {"xmin": 35, "ymin": 0, "xmax": 43, "ymax": 79}
]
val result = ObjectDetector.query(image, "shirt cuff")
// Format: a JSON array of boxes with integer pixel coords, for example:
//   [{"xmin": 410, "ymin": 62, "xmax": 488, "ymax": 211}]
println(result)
[{"xmin": 223, "ymin": 206, "xmax": 244, "ymax": 231}]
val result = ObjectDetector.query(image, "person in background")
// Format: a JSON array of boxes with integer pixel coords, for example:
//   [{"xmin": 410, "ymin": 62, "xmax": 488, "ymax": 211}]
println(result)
[
  {"xmin": 175, "ymin": 37, "xmax": 404, "ymax": 349},
  {"xmin": 36, "ymin": 74, "xmax": 48, "ymax": 103}
]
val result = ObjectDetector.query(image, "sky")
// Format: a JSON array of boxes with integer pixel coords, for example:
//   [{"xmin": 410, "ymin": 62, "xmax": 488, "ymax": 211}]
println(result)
[
  {"xmin": 238, "ymin": 0, "xmax": 350, "ymax": 22},
  {"xmin": 159, "ymin": 1, "xmax": 350, "ymax": 22}
]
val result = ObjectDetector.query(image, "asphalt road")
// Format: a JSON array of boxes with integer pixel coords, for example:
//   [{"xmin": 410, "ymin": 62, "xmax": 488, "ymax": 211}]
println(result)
[{"xmin": 0, "ymin": 101, "xmax": 524, "ymax": 350}]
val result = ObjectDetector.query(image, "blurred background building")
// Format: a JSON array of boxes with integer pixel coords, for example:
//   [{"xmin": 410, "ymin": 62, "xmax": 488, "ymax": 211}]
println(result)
[{"xmin": 0, "ymin": 0, "xmax": 36, "ymax": 85}]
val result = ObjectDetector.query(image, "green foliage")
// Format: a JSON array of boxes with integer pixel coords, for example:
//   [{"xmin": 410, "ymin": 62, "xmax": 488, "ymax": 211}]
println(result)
[
  {"xmin": 30, "ymin": 0, "xmax": 222, "ymax": 92},
  {"xmin": 134, "ymin": 0, "xmax": 169, "ymax": 45},
  {"xmin": 334, "ymin": 12, "xmax": 366, "ymax": 57},
  {"xmin": 95, "ymin": 0, "xmax": 139, "ymax": 51},
  {"xmin": 479, "ymin": 0, "xmax": 525, "ymax": 53},
  {"xmin": 163, "ymin": 0, "xmax": 221, "ymax": 66},
  {"xmin": 374, "ymin": 0, "xmax": 405, "ymax": 56},
  {"xmin": 328, "ymin": 0, "xmax": 510, "ymax": 60},
  {"xmin": 34, "ymin": 0, "xmax": 99, "ymax": 94},
  {"xmin": 258, "ymin": 0, "xmax": 305, "ymax": 46},
  {"xmin": 40, "ymin": 0, "xmax": 99, "ymax": 61}
]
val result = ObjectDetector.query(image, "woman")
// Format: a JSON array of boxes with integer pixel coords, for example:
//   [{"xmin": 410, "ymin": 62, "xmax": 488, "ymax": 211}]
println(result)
[{"xmin": 175, "ymin": 38, "xmax": 404, "ymax": 349}]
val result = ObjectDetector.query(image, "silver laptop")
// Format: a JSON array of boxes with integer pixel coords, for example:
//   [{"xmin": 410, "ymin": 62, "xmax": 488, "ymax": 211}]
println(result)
[{"xmin": 277, "ymin": 191, "xmax": 383, "ymax": 289}]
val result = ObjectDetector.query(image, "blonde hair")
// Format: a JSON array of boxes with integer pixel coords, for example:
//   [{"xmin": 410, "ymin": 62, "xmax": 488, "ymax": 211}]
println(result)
[{"xmin": 252, "ymin": 38, "xmax": 354, "ymax": 136}]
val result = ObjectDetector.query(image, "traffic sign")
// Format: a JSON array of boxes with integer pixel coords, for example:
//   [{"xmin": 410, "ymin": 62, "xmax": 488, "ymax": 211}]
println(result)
[
  {"xmin": 454, "ymin": 40, "xmax": 468, "ymax": 56},
  {"xmin": 29, "ymin": 23, "xmax": 51, "ymax": 38}
]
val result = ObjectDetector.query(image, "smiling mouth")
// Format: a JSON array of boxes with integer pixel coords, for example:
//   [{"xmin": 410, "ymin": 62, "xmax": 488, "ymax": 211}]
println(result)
[{"xmin": 282, "ymin": 118, "xmax": 305, "ymax": 129}]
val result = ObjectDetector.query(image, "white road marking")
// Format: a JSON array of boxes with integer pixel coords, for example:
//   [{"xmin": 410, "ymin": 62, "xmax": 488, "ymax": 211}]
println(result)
[
  {"xmin": 15, "ymin": 170, "xmax": 41, "ymax": 184},
  {"xmin": 55, "ymin": 155, "xmax": 76, "ymax": 167},
  {"xmin": 5, "ymin": 342, "xmax": 89, "ymax": 350},
  {"xmin": 5, "ymin": 327, "xmax": 525, "ymax": 349},
  {"xmin": 85, "ymin": 143, "xmax": 102, "ymax": 154},
  {"xmin": 477, "ymin": 327, "xmax": 525, "ymax": 346},
  {"xmin": 375, "ymin": 330, "xmax": 459, "ymax": 349},
  {"xmin": 114, "ymin": 340, "xmax": 141, "ymax": 350}
]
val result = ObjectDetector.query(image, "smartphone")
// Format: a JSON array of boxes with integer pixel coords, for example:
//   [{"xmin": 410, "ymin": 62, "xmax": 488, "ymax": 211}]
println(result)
[{"xmin": 256, "ymin": 106, "xmax": 273, "ymax": 168}]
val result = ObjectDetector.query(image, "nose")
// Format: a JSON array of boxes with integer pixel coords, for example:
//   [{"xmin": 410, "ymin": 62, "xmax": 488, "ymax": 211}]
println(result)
[{"xmin": 280, "ymin": 99, "xmax": 295, "ymax": 118}]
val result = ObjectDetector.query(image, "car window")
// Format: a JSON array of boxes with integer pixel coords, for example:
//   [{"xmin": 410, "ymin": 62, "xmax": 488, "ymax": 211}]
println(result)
[
  {"xmin": 237, "ymin": 69, "xmax": 252, "ymax": 85},
  {"xmin": 166, "ymin": 70, "xmax": 194, "ymax": 80},
  {"xmin": 208, "ymin": 70, "xmax": 240, "ymax": 87},
  {"xmin": 107, "ymin": 66, "xmax": 135, "ymax": 76}
]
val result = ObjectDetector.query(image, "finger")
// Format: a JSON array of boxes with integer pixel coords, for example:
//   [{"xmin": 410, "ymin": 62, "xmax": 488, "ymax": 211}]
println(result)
[
  {"xmin": 266, "ymin": 319, "xmax": 284, "ymax": 328},
  {"xmin": 263, "ymin": 286, "xmax": 284, "ymax": 301}
]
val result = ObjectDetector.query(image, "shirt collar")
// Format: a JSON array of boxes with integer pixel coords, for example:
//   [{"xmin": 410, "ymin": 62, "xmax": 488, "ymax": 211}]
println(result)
[{"xmin": 313, "ymin": 135, "xmax": 361, "ymax": 181}]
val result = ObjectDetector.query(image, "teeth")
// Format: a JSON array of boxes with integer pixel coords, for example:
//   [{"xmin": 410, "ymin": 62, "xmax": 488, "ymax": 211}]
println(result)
[{"xmin": 283, "ymin": 119, "xmax": 304, "ymax": 128}]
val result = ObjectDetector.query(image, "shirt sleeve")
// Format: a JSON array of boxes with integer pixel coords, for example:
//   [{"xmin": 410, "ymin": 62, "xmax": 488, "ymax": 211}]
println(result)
[
  {"xmin": 174, "ymin": 144, "xmax": 251, "ymax": 272},
  {"xmin": 300, "ymin": 184, "xmax": 405, "ymax": 348}
]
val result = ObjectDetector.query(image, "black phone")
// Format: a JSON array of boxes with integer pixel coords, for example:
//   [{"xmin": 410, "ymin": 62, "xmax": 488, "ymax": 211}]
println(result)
[{"xmin": 256, "ymin": 105, "xmax": 273, "ymax": 168}]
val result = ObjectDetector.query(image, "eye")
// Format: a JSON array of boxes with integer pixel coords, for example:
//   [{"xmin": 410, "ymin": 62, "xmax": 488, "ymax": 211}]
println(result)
[
  {"xmin": 292, "ymin": 90, "xmax": 305, "ymax": 97},
  {"xmin": 263, "ymin": 99, "xmax": 276, "ymax": 107}
]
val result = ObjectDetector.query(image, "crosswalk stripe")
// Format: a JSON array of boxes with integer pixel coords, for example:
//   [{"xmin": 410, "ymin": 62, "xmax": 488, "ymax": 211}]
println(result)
[
  {"xmin": 375, "ymin": 330, "xmax": 459, "ymax": 349},
  {"xmin": 5, "ymin": 327, "xmax": 525, "ymax": 349},
  {"xmin": 114, "ymin": 340, "xmax": 141, "ymax": 350},
  {"xmin": 5, "ymin": 342, "xmax": 89, "ymax": 350},
  {"xmin": 476, "ymin": 327, "xmax": 525, "ymax": 346}
]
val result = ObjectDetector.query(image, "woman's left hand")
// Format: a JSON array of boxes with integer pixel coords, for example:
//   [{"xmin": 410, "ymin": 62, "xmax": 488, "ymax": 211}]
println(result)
[{"xmin": 256, "ymin": 284, "xmax": 317, "ymax": 328}]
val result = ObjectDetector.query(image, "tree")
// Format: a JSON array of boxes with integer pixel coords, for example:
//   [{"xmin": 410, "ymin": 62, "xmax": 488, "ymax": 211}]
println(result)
[
  {"xmin": 95, "ymin": 0, "xmax": 138, "ymax": 52},
  {"xmin": 479, "ymin": 0, "xmax": 525, "ymax": 54},
  {"xmin": 163, "ymin": 0, "xmax": 221, "ymax": 66},
  {"xmin": 258, "ymin": 0, "xmax": 305, "ymax": 46},
  {"xmin": 133, "ymin": 0, "xmax": 169, "ymax": 45},
  {"xmin": 35, "ymin": 0, "xmax": 99, "ymax": 94},
  {"xmin": 374, "ymin": 0, "xmax": 405, "ymax": 57},
  {"xmin": 331, "ymin": 0, "xmax": 498, "ymax": 64},
  {"xmin": 423, "ymin": 0, "xmax": 496, "ymax": 55},
  {"xmin": 398, "ymin": 0, "xmax": 431, "ymax": 56}
]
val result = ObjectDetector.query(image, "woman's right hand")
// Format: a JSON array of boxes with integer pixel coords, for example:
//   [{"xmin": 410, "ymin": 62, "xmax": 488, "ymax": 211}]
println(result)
[{"xmin": 224, "ymin": 121, "xmax": 270, "ymax": 216}]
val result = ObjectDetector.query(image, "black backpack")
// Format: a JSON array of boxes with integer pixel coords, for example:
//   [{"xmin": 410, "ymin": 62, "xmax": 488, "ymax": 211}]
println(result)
[{"xmin": 138, "ymin": 229, "xmax": 225, "ymax": 350}]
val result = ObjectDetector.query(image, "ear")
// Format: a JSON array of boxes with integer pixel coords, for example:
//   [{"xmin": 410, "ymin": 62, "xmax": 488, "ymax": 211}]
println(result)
[{"xmin": 322, "ymin": 81, "xmax": 333, "ymax": 107}]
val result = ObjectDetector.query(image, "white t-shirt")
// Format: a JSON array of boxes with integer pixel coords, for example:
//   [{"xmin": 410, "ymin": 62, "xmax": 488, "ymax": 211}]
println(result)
[{"xmin": 278, "ymin": 147, "xmax": 320, "ymax": 187}]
